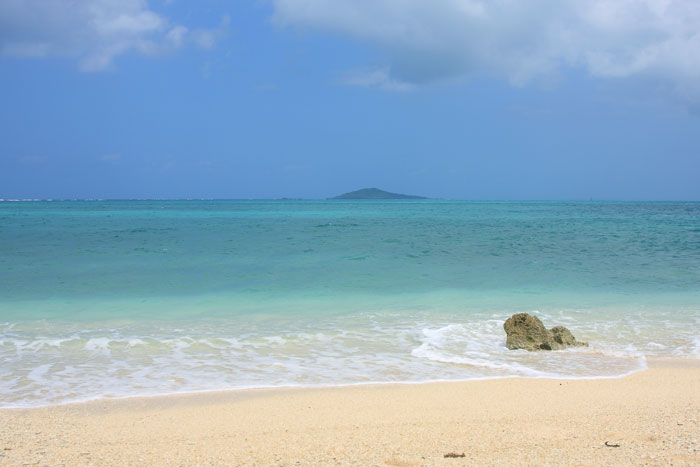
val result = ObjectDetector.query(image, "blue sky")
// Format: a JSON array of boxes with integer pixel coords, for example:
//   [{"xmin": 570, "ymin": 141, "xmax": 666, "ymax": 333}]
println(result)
[{"xmin": 1, "ymin": 0, "xmax": 699, "ymax": 200}]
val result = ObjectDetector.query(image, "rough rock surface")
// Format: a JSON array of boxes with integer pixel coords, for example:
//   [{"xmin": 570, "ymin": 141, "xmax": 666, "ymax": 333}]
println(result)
[{"xmin": 503, "ymin": 313, "xmax": 587, "ymax": 351}]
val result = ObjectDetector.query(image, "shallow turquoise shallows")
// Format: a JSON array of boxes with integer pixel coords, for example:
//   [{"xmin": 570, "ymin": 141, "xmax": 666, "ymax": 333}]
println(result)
[{"xmin": 1, "ymin": 200, "xmax": 699, "ymax": 406}]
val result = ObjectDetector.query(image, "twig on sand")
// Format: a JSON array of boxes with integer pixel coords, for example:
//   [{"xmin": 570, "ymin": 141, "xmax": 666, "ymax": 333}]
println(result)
[
  {"xmin": 444, "ymin": 452, "xmax": 466, "ymax": 458},
  {"xmin": 605, "ymin": 441, "xmax": 621, "ymax": 448}
]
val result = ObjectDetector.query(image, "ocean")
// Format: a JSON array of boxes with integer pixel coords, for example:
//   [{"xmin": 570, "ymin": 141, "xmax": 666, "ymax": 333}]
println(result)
[{"xmin": 1, "ymin": 200, "xmax": 699, "ymax": 407}]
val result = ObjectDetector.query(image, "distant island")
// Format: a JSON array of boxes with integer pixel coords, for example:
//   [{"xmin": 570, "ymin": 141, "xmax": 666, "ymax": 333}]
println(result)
[{"xmin": 329, "ymin": 188, "xmax": 427, "ymax": 200}]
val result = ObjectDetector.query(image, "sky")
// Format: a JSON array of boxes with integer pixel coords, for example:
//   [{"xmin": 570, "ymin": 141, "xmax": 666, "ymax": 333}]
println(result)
[{"xmin": 1, "ymin": 0, "xmax": 700, "ymax": 200}]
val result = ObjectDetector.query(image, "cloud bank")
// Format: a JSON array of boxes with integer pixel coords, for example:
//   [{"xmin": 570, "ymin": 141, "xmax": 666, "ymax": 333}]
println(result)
[
  {"xmin": 0, "ymin": 0, "xmax": 227, "ymax": 71},
  {"xmin": 271, "ymin": 0, "xmax": 700, "ymax": 98}
]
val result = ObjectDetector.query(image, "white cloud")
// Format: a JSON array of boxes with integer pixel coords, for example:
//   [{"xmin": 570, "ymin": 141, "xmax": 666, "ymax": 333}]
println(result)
[
  {"xmin": 0, "ymin": 0, "xmax": 228, "ymax": 71},
  {"xmin": 166, "ymin": 25, "xmax": 189, "ymax": 48},
  {"xmin": 271, "ymin": 0, "xmax": 700, "ymax": 99},
  {"xmin": 340, "ymin": 67, "xmax": 415, "ymax": 92},
  {"xmin": 192, "ymin": 15, "xmax": 230, "ymax": 50}
]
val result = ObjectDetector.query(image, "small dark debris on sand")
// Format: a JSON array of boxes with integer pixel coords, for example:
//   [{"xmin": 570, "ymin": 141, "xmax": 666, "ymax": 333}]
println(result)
[
  {"xmin": 444, "ymin": 452, "xmax": 466, "ymax": 458},
  {"xmin": 605, "ymin": 441, "xmax": 621, "ymax": 448}
]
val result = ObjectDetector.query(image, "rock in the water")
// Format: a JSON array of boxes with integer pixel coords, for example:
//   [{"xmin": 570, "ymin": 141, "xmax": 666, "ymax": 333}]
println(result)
[
  {"xmin": 503, "ymin": 313, "xmax": 551, "ymax": 351},
  {"xmin": 503, "ymin": 313, "xmax": 587, "ymax": 351},
  {"xmin": 550, "ymin": 326, "xmax": 580, "ymax": 347}
]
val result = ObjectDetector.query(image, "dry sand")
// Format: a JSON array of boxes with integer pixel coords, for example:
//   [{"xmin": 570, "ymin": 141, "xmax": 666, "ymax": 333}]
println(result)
[{"xmin": 1, "ymin": 358, "xmax": 699, "ymax": 466}]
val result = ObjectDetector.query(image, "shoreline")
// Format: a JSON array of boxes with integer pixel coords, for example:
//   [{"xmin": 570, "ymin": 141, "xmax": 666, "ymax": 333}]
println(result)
[
  {"xmin": 1, "ymin": 355, "xmax": 654, "ymax": 411},
  {"xmin": 2, "ymin": 358, "xmax": 699, "ymax": 465}
]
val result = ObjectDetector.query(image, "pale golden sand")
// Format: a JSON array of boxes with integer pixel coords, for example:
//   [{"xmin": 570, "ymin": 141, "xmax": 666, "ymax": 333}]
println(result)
[{"xmin": 1, "ymin": 359, "xmax": 699, "ymax": 466}]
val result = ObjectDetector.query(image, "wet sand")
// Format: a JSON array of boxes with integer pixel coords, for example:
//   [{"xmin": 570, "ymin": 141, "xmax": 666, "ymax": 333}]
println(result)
[{"xmin": 1, "ymin": 359, "xmax": 699, "ymax": 466}]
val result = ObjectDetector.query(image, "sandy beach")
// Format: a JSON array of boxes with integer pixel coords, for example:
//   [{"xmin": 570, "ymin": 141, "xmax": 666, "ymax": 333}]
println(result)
[{"xmin": 0, "ymin": 359, "xmax": 698, "ymax": 466}]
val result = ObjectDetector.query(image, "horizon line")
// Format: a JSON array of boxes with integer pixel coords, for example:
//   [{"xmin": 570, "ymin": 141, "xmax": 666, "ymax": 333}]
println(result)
[{"xmin": 1, "ymin": 198, "xmax": 699, "ymax": 203}]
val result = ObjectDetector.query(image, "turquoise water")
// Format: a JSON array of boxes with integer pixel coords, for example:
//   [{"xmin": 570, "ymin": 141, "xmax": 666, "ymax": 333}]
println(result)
[{"xmin": 1, "ymin": 200, "xmax": 699, "ymax": 407}]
